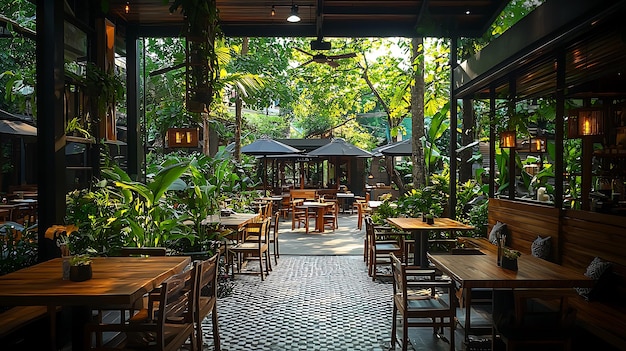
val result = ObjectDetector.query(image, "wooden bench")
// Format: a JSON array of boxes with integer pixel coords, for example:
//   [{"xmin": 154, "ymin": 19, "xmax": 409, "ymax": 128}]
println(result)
[
  {"xmin": 560, "ymin": 210, "xmax": 626, "ymax": 350},
  {"xmin": 0, "ymin": 306, "xmax": 52, "ymax": 341},
  {"xmin": 487, "ymin": 199, "xmax": 626, "ymax": 350}
]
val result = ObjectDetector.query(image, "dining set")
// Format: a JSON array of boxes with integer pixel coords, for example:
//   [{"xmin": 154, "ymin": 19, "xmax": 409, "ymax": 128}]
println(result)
[
  {"xmin": 363, "ymin": 213, "xmax": 595, "ymax": 350},
  {"xmin": 0, "ymin": 252, "xmax": 222, "ymax": 351}
]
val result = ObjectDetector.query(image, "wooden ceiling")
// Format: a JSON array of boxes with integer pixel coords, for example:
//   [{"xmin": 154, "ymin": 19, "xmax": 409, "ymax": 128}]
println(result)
[{"xmin": 107, "ymin": 0, "xmax": 509, "ymax": 38}]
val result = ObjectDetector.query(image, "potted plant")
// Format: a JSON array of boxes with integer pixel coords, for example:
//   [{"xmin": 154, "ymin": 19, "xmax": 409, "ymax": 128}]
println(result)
[
  {"xmin": 501, "ymin": 248, "xmax": 521, "ymax": 271},
  {"xmin": 425, "ymin": 213, "xmax": 435, "ymax": 225},
  {"xmin": 69, "ymin": 254, "xmax": 93, "ymax": 282}
]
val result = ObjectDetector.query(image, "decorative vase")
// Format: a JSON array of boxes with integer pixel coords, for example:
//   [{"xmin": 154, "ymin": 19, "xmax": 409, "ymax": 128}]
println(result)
[
  {"xmin": 70, "ymin": 265, "xmax": 93, "ymax": 282},
  {"xmin": 422, "ymin": 214, "xmax": 427, "ymax": 222},
  {"xmin": 501, "ymin": 257, "xmax": 518, "ymax": 271}
]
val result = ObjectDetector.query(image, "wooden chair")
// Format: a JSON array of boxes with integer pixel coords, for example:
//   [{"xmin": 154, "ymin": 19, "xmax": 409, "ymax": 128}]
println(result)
[
  {"xmin": 291, "ymin": 199, "xmax": 309, "ymax": 232},
  {"xmin": 356, "ymin": 201, "xmax": 371, "ymax": 230},
  {"xmin": 278, "ymin": 196, "xmax": 292, "ymax": 220},
  {"xmin": 192, "ymin": 253, "xmax": 221, "ymax": 351},
  {"xmin": 228, "ymin": 217, "xmax": 272, "ymax": 281},
  {"xmin": 84, "ymin": 269, "xmax": 196, "ymax": 351},
  {"xmin": 493, "ymin": 289, "xmax": 577, "ymax": 351},
  {"xmin": 270, "ymin": 212, "xmax": 280, "ymax": 265},
  {"xmin": 366, "ymin": 216, "xmax": 402, "ymax": 281},
  {"xmin": 390, "ymin": 253, "xmax": 456, "ymax": 351},
  {"xmin": 322, "ymin": 201, "xmax": 339, "ymax": 231}
]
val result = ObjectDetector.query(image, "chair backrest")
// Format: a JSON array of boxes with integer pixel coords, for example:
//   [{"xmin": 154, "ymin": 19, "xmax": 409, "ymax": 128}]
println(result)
[
  {"xmin": 390, "ymin": 253, "xmax": 447, "ymax": 309},
  {"xmin": 512, "ymin": 289, "xmax": 577, "ymax": 329},
  {"xmin": 272, "ymin": 212, "xmax": 280, "ymax": 238},
  {"xmin": 194, "ymin": 253, "xmax": 219, "ymax": 303},
  {"xmin": 155, "ymin": 268, "xmax": 195, "ymax": 348},
  {"xmin": 120, "ymin": 247, "xmax": 167, "ymax": 257}
]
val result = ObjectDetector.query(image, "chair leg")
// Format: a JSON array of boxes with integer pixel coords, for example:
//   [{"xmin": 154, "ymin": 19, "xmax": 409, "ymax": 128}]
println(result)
[
  {"xmin": 259, "ymin": 253, "xmax": 265, "ymax": 281},
  {"xmin": 402, "ymin": 316, "xmax": 409, "ymax": 351},
  {"xmin": 391, "ymin": 304, "xmax": 397, "ymax": 349},
  {"xmin": 212, "ymin": 305, "xmax": 221, "ymax": 351}
]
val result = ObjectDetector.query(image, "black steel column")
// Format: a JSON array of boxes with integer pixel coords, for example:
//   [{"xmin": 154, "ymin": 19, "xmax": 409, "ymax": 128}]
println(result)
[
  {"xmin": 126, "ymin": 25, "xmax": 142, "ymax": 180},
  {"xmin": 449, "ymin": 36, "xmax": 458, "ymax": 218},
  {"xmin": 489, "ymin": 86, "xmax": 496, "ymax": 198},
  {"xmin": 555, "ymin": 52, "xmax": 565, "ymax": 210},
  {"xmin": 36, "ymin": 0, "xmax": 65, "ymax": 262},
  {"xmin": 508, "ymin": 77, "xmax": 516, "ymax": 200}
]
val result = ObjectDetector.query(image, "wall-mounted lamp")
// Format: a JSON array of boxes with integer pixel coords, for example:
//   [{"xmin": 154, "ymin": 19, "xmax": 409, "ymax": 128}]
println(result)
[
  {"xmin": 499, "ymin": 130, "xmax": 517, "ymax": 148},
  {"xmin": 287, "ymin": 4, "xmax": 301, "ymax": 22},
  {"xmin": 125, "ymin": 2, "xmax": 130, "ymax": 14},
  {"xmin": 271, "ymin": 5, "xmax": 275, "ymax": 16}
]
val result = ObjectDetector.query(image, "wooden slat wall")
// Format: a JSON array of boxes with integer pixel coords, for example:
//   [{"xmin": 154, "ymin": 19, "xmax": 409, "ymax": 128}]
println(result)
[
  {"xmin": 488, "ymin": 198, "xmax": 561, "ymax": 261},
  {"xmin": 561, "ymin": 209, "xmax": 626, "ymax": 272}
]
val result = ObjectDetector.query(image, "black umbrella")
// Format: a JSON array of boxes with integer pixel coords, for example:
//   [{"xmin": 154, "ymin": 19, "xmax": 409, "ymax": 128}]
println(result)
[
  {"xmin": 241, "ymin": 137, "xmax": 301, "ymax": 192},
  {"xmin": 380, "ymin": 139, "xmax": 412, "ymax": 156},
  {"xmin": 307, "ymin": 138, "xmax": 372, "ymax": 188},
  {"xmin": 0, "ymin": 119, "xmax": 37, "ymax": 136},
  {"xmin": 307, "ymin": 138, "xmax": 372, "ymax": 157}
]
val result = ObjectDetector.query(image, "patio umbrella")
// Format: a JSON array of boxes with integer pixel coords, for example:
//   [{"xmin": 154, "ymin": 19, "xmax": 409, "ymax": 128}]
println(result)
[
  {"xmin": 308, "ymin": 138, "xmax": 372, "ymax": 188},
  {"xmin": 0, "ymin": 119, "xmax": 37, "ymax": 137},
  {"xmin": 307, "ymin": 138, "xmax": 372, "ymax": 157},
  {"xmin": 241, "ymin": 137, "xmax": 301, "ymax": 192},
  {"xmin": 380, "ymin": 139, "xmax": 412, "ymax": 156}
]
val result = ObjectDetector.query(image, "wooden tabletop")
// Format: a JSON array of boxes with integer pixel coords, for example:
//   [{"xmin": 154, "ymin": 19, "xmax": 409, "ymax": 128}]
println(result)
[
  {"xmin": 427, "ymin": 250, "xmax": 594, "ymax": 289},
  {"xmin": 387, "ymin": 217, "xmax": 475, "ymax": 231},
  {"xmin": 336, "ymin": 192, "xmax": 355, "ymax": 198},
  {"xmin": 0, "ymin": 256, "xmax": 190, "ymax": 307},
  {"xmin": 202, "ymin": 213, "xmax": 260, "ymax": 230}
]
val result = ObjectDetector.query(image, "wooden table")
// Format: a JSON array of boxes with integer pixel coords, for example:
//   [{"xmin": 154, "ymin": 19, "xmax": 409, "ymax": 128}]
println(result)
[
  {"xmin": 387, "ymin": 217, "xmax": 474, "ymax": 267},
  {"xmin": 428, "ymin": 249, "xmax": 594, "ymax": 340},
  {"xmin": 0, "ymin": 203, "xmax": 22, "ymax": 221},
  {"xmin": 0, "ymin": 256, "xmax": 190, "ymax": 351},
  {"xmin": 336, "ymin": 192, "xmax": 355, "ymax": 213},
  {"xmin": 202, "ymin": 213, "xmax": 260, "ymax": 231},
  {"xmin": 298, "ymin": 201, "xmax": 334, "ymax": 233}
]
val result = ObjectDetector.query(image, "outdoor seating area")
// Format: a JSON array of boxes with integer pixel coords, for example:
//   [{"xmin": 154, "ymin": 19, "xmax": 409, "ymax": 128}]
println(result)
[{"xmin": 3, "ymin": 0, "xmax": 626, "ymax": 351}]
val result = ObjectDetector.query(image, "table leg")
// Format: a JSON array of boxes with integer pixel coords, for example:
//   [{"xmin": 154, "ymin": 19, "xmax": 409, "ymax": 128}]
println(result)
[
  {"xmin": 316, "ymin": 207, "xmax": 325, "ymax": 233},
  {"xmin": 71, "ymin": 305, "xmax": 91, "ymax": 351},
  {"xmin": 465, "ymin": 288, "xmax": 472, "ymax": 343},
  {"xmin": 413, "ymin": 230, "xmax": 429, "ymax": 268}
]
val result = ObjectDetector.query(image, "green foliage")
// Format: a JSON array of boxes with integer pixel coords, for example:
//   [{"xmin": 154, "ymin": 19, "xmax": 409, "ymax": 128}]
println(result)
[
  {"xmin": 370, "ymin": 200, "xmax": 399, "ymax": 224},
  {"xmin": 0, "ymin": 223, "xmax": 37, "ymax": 275}
]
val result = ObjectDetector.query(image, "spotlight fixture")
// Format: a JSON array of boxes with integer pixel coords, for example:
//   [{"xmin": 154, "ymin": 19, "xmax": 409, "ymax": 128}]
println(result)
[
  {"xmin": 125, "ymin": 2, "xmax": 130, "ymax": 14},
  {"xmin": 287, "ymin": 4, "xmax": 301, "ymax": 23},
  {"xmin": 271, "ymin": 5, "xmax": 275, "ymax": 16}
]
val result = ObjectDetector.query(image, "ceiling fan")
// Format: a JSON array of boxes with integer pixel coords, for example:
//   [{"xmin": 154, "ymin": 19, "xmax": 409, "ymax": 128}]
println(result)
[{"xmin": 295, "ymin": 47, "xmax": 356, "ymax": 68}]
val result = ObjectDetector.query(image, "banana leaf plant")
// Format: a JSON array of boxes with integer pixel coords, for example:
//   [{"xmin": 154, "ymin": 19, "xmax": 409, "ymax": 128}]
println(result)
[{"xmin": 103, "ymin": 161, "xmax": 190, "ymax": 248}]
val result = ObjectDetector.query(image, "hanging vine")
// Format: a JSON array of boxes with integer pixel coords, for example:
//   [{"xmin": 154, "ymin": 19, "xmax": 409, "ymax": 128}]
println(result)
[{"xmin": 169, "ymin": 0, "xmax": 222, "ymax": 113}]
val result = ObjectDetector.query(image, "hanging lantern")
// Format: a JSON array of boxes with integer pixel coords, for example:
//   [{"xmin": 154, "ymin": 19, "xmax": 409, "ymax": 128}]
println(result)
[
  {"xmin": 529, "ymin": 136, "xmax": 547, "ymax": 153},
  {"xmin": 578, "ymin": 109, "xmax": 604, "ymax": 136},
  {"xmin": 499, "ymin": 131, "xmax": 517, "ymax": 148}
]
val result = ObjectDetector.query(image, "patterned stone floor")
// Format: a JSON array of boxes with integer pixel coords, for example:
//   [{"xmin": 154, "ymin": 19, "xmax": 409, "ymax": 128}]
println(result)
[
  {"xmin": 209, "ymin": 256, "xmax": 394, "ymax": 351},
  {"xmin": 197, "ymin": 214, "xmax": 487, "ymax": 351}
]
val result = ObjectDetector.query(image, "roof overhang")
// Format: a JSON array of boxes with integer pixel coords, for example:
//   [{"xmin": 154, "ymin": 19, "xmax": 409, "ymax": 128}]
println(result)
[
  {"xmin": 106, "ymin": 0, "xmax": 509, "ymax": 39},
  {"xmin": 453, "ymin": 0, "xmax": 626, "ymax": 100}
]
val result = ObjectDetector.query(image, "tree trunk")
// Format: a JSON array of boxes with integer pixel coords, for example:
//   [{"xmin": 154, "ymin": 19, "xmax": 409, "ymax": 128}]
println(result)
[
  {"xmin": 234, "ymin": 37, "xmax": 249, "ymax": 163},
  {"xmin": 411, "ymin": 37, "xmax": 426, "ymax": 189}
]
